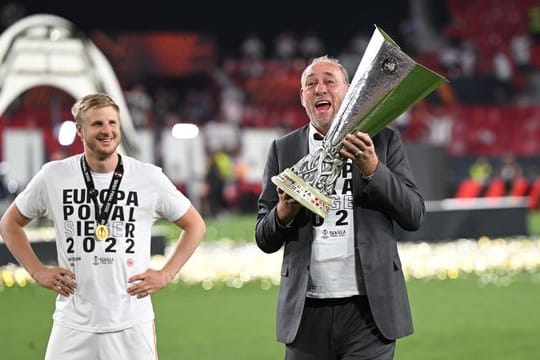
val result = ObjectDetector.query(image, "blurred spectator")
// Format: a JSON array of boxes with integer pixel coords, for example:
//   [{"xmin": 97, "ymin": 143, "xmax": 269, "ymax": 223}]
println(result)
[
  {"xmin": 240, "ymin": 32, "xmax": 266, "ymax": 60},
  {"xmin": 298, "ymin": 30, "xmax": 325, "ymax": 60},
  {"xmin": 439, "ymin": 39, "xmax": 461, "ymax": 78},
  {"xmin": 399, "ymin": 18, "xmax": 424, "ymax": 55},
  {"xmin": 125, "ymin": 83, "xmax": 153, "ymax": 129},
  {"xmin": 338, "ymin": 49, "xmax": 362, "ymax": 80},
  {"xmin": 510, "ymin": 33, "xmax": 532, "ymax": 74},
  {"xmin": 220, "ymin": 85, "xmax": 245, "ymax": 126},
  {"xmin": 492, "ymin": 50, "xmax": 513, "ymax": 102},
  {"xmin": 459, "ymin": 40, "xmax": 477, "ymax": 77},
  {"xmin": 498, "ymin": 152, "xmax": 523, "ymax": 193},
  {"xmin": 273, "ymin": 31, "xmax": 298, "ymax": 60},
  {"xmin": 239, "ymin": 32, "xmax": 266, "ymax": 78},
  {"xmin": 528, "ymin": 3, "xmax": 540, "ymax": 43},
  {"xmin": 203, "ymin": 114, "xmax": 240, "ymax": 154},
  {"xmin": 152, "ymin": 87, "xmax": 178, "ymax": 166},
  {"xmin": 469, "ymin": 156, "xmax": 493, "ymax": 185},
  {"xmin": 338, "ymin": 32, "xmax": 369, "ymax": 78},
  {"xmin": 205, "ymin": 151, "xmax": 233, "ymax": 217},
  {"xmin": 426, "ymin": 107, "xmax": 453, "ymax": 146},
  {"xmin": 180, "ymin": 88, "xmax": 213, "ymax": 124}
]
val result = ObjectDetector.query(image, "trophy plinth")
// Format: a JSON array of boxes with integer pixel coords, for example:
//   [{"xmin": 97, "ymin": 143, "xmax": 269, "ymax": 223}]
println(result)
[{"xmin": 272, "ymin": 168, "xmax": 331, "ymax": 218}]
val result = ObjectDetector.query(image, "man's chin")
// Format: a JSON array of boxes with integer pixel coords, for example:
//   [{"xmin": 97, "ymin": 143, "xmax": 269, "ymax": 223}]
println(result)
[{"xmin": 94, "ymin": 148, "xmax": 118, "ymax": 160}]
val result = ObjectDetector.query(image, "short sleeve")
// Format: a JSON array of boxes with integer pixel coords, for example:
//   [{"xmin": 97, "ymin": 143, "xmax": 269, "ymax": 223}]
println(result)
[
  {"xmin": 154, "ymin": 170, "xmax": 191, "ymax": 222},
  {"xmin": 14, "ymin": 170, "xmax": 49, "ymax": 219}
]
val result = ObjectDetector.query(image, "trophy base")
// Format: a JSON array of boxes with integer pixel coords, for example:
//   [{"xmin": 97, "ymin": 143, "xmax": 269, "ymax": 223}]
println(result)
[{"xmin": 271, "ymin": 168, "xmax": 331, "ymax": 218}]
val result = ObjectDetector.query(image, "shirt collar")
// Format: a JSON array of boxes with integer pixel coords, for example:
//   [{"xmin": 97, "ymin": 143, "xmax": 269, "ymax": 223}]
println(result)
[{"xmin": 309, "ymin": 124, "xmax": 324, "ymax": 141}]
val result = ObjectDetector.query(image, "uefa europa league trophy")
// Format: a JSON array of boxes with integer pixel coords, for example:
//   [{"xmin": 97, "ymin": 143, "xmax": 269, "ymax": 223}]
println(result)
[{"xmin": 271, "ymin": 25, "xmax": 447, "ymax": 218}]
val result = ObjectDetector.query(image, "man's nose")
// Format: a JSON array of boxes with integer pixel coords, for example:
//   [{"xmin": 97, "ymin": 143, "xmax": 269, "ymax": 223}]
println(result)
[
  {"xmin": 314, "ymin": 82, "xmax": 327, "ymax": 94},
  {"xmin": 100, "ymin": 123, "xmax": 113, "ymax": 133}
]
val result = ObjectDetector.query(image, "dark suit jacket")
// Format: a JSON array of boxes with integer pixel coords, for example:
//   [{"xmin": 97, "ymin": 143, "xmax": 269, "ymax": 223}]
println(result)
[{"xmin": 255, "ymin": 124, "xmax": 425, "ymax": 344}]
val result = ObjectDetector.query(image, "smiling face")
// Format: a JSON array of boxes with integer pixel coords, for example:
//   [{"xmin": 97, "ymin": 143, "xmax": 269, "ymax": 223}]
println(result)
[
  {"xmin": 300, "ymin": 59, "xmax": 349, "ymax": 135},
  {"xmin": 76, "ymin": 105, "xmax": 121, "ymax": 162}
]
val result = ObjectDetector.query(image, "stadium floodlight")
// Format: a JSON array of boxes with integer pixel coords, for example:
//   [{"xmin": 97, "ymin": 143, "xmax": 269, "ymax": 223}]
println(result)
[
  {"xmin": 57, "ymin": 120, "xmax": 77, "ymax": 146},
  {"xmin": 172, "ymin": 123, "xmax": 199, "ymax": 139}
]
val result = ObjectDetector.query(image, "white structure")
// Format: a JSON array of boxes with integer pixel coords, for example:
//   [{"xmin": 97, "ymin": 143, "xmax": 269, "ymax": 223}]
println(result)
[{"xmin": 0, "ymin": 14, "xmax": 139, "ymax": 157}]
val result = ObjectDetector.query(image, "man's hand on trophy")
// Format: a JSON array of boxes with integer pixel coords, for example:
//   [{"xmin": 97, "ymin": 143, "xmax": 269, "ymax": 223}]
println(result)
[
  {"xmin": 341, "ymin": 132, "xmax": 379, "ymax": 177},
  {"xmin": 276, "ymin": 188, "xmax": 302, "ymax": 225}
]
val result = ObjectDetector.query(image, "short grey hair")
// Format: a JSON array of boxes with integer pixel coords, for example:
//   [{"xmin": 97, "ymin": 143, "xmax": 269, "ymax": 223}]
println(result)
[{"xmin": 300, "ymin": 55, "xmax": 349, "ymax": 87}]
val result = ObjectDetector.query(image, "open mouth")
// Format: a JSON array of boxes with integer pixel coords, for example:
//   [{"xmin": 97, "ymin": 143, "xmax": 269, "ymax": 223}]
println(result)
[{"xmin": 315, "ymin": 100, "xmax": 331, "ymax": 111}]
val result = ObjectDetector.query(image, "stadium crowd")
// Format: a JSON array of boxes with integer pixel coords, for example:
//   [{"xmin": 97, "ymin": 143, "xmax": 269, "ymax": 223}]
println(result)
[{"xmin": 2, "ymin": 0, "xmax": 540, "ymax": 215}]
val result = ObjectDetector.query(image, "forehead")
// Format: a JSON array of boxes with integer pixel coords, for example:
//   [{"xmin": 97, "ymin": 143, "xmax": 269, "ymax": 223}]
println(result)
[
  {"xmin": 304, "ymin": 61, "xmax": 342, "ymax": 81},
  {"xmin": 83, "ymin": 106, "xmax": 119, "ymax": 120}
]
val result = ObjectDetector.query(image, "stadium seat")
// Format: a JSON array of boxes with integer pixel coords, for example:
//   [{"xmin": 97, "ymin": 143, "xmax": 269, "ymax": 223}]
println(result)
[
  {"xmin": 454, "ymin": 178, "xmax": 483, "ymax": 198},
  {"xmin": 509, "ymin": 177, "xmax": 530, "ymax": 197},
  {"xmin": 527, "ymin": 178, "xmax": 540, "ymax": 209},
  {"xmin": 484, "ymin": 177, "xmax": 506, "ymax": 197}
]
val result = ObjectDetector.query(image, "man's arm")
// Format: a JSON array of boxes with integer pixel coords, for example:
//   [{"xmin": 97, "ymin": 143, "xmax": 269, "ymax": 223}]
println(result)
[
  {"xmin": 0, "ymin": 203, "xmax": 76, "ymax": 296},
  {"xmin": 127, "ymin": 205, "xmax": 205, "ymax": 298},
  {"xmin": 161, "ymin": 205, "xmax": 206, "ymax": 282}
]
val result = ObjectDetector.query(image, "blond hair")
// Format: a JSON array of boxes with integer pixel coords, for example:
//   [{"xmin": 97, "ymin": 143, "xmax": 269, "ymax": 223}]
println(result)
[{"xmin": 71, "ymin": 93, "xmax": 119, "ymax": 125}]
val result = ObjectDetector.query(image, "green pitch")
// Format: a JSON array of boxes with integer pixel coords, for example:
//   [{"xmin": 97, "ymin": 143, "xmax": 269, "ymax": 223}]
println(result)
[{"xmin": 1, "ymin": 275, "xmax": 539, "ymax": 359}]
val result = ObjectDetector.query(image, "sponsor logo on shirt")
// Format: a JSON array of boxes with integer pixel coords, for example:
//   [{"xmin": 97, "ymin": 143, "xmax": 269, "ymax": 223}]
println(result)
[
  {"xmin": 92, "ymin": 256, "xmax": 115, "ymax": 265},
  {"xmin": 321, "ymin": 229, "xmax": 347, "ymax": 239}
]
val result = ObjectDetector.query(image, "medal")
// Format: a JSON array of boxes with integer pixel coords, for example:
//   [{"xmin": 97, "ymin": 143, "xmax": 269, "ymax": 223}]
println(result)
[{"xmin": 95, "ymin": 224, "xmax": 109, "ymax": 241}]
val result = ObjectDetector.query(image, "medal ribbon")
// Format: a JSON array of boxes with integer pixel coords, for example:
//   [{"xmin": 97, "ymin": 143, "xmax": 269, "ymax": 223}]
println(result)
[{"xmin": 80, "ymin": 154, "xmax": 124, "ymax": 231}]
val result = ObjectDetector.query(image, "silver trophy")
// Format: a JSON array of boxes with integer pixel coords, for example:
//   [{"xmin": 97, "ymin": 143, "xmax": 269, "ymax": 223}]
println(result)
[{"xmin": 271, "ymin": 25, "xmax": 447, "ymax": 218}]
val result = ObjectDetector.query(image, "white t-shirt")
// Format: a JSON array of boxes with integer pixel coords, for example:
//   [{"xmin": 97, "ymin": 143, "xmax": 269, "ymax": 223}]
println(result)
[
  {"xmin": 306, "ymin": 125, "xmax": 364, "ymax": 298},
  {"xmin": 15, "ymin": 154, "xmax": 191, "ymax": 332}
]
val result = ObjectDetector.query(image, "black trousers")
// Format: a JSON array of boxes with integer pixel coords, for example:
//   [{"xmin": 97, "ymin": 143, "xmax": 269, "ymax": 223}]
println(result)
[{"xmin": 285, "ymin": 296, "xmax": 395, "ymax": 360}]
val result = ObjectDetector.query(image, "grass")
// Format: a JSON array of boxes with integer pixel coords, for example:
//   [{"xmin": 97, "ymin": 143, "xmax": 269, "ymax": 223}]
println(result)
[
  {"xmin": 1, "ymin": 275, "xmax": 539, "ymax": 359},
  {"xmin": 2, "ymin": 211, "xmax": 540, "ymax": 359},
  {"xmin": 528, "ymin": 210, "xmax": 540, "ymax": 235},
  {"xmin": 399, "ymin": 274, "xmax": 540, "ymax": 359},
  {"xmin": 156, "ymin": 213, "xmax": 258, "ymax": 244}
]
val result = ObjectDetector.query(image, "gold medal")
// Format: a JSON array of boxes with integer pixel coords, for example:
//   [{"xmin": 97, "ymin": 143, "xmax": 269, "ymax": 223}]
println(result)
[{"xmin": 95, "ymin": 224, "xmax": 109, "ymax": 241}]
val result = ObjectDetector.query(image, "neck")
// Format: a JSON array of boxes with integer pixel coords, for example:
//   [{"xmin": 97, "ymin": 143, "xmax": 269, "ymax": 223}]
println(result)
[
  {"xmin": 311, "ymin": 123, "xmax": 328, "ymax": 136},
  {"xmin": 84, "ymin": 153, "xmax": 119, "ymax": 173}
]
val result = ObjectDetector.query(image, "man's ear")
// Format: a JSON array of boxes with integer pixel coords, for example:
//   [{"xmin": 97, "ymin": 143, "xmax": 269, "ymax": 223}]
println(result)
[{"xmin": 76, "ymin": 124, "xmax": 82, "ymax": 138}]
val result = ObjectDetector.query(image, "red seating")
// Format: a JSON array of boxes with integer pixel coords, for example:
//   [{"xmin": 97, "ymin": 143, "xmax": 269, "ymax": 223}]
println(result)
[
  {"xmin": 484, "ymin": 177, "xmax": 506, "ymax": 197},
  {"xmin": 454, "ymin": 178, "xmax": 484, "ymax": 198},
  {"xmin": 527, "ymin": 178, "xmax": 540, "ymax": 209},
  {"xmin": 509, "ymin": 177, "xmax": 530, "ymax": 197}
]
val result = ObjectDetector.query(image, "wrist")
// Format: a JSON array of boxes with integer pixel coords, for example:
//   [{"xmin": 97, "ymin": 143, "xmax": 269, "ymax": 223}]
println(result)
[
  {"xmin": 360, "ymin": 172, "xmax": 374, "ymax": 183},
  {"xmin": 361, "ymin": 161, "xmax": 378, "ymax": 183}
]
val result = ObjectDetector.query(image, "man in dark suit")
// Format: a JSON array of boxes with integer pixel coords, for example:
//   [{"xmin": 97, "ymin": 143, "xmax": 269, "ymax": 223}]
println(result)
[{"xmin": 255, "ymin": 55, "xmax": 425, "ymax": 359}]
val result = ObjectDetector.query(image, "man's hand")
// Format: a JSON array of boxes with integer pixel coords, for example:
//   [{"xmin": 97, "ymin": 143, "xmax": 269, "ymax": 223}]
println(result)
[
  {"xmin": 276, "ymin": 188, "xmax": 302, "ymax": 225},
  {"xmin": 33, "ymin": 266, "xmax": 76, "ymax": 297},
  {"xmin": 340, "ymin": 131, "xmax": 379, "ymax": 176},
  {"xmin": 127, "ymin": 269, "xmax": 171, "ymax": 298}
]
